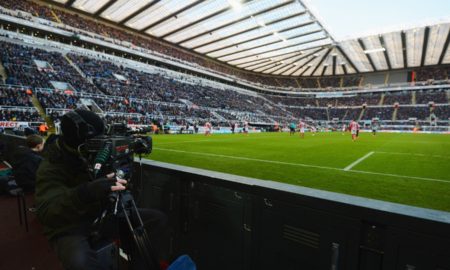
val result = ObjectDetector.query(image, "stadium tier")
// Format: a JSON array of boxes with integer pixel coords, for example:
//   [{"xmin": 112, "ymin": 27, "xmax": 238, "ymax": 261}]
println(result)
[
  {"xmin": 0, "ymin": 1, "xmax": 450, "ymax": 270},
  {"xmin": 0, "ymin": 38, "xmax": 448, "ymax": 127}
]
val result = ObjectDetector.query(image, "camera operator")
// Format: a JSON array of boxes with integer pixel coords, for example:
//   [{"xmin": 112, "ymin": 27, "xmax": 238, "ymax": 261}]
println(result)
[{"xmin": 35, "ymin": 110, "xmax": 167, "ymax": 270}]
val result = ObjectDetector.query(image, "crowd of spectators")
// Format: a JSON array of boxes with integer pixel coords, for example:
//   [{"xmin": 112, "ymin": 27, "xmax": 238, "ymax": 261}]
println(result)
[
  {"xmin": 343, "ymin": 76, "xmax": 362, "ymax": 88},
  {"xmin": 299, "ymin": 78, "xmax": 318, "ymax": 88},
  {"xmin": 383, "ymin": 91, "xmax": 412, "ymax": 105},
  {"xmin": 328, "ymin": 108, "xmax": 361, "ymax": 121},
  {"xmin": 269, "ymin": 95, "xmax": 317, "ymax": 107},
  {"xmin": 0, "ymin": 0, "xmax": 367, "ymax": 90},
  {"xmin": 267, "ymin": 93, "xmax": 382, "ymax": 107},
  {"xmin": 363, "ymin": 107, "xmax": 394, "ymax": 120},
  {"xmin": 396, "ymin": 107, "xmax": 430, "ymax": 120},
  {"xmin": 415, "ymin": 89, "xmax": 448, "ymax": 104},
  {"xmin": 433, "ymin": 106, "xmax": 450, "ymax": 120},
  {"xmin": 0, "ymin": 33, "xmax": 448, "ymax": 125},
  {"xmin": 0, "ymin": 0, "xmax": 54, "ymax": 21},
  {"xmin": 3, "ymin": 0, "xmax": 450, "ymax": 93},
  {"xmin": 67, "ymin": 53, "xmax": 289, "ymax": 117},
  {"xmin": 0, "ymin": 41, "xmax": 101, "ymax": 93},
  {"xmin": 319, "ymin": 77, "xmax": 340, "ymax": 88},
  {"xmin": 415, "ymin": 67, "xmax": 450, "ymax": 82},
  {"xmin": 0, "ymin": 109, "xmax": 41, "ymax": 122},
  {"xmin": 36, "ymin": 90, "xmax": 78, "ymax": 109},
  {"xmin": 0, "ymin": 86, "xmax": 33, "ymax": 106}
]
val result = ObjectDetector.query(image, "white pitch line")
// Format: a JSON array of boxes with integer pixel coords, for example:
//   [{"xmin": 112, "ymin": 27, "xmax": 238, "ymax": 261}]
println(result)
[
  {"xmin": 344, "ymin": 152, "xmax": 374, "ymax": 171},
  {"xmin": 153, "ymin": 148, "xmax": 450, "ymax": 184},
  {"xmin": 154, "ymin": 147, "xmax": 340, "ymax": 171},
  {"xmin": 156, "ymin": 134, "xmax": 277, "ymax": 145},
  {"xmin": 376, "ymin": 151, "xmax": 450, "ymax": 159}
]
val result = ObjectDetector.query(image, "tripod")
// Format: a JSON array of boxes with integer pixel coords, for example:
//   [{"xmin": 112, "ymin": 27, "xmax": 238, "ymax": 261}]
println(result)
[{"xmin": 92, "ymin": 189, "xmax": 161, "ymax": 270}]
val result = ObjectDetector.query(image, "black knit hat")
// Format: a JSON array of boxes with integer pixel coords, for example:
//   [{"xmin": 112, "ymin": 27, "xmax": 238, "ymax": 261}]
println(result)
[{"xmin": 61, "ymin": 109, "xmax": 105, "ymax": 148}]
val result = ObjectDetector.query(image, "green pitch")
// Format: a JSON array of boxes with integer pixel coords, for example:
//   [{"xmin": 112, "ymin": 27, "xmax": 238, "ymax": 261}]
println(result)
[{"xmin": 145, "ymin": 132, "xmax": 450, "ymax": 212}]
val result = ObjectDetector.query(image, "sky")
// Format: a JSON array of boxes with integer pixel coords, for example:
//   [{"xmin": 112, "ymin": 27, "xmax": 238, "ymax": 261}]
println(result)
[{"xmin": 303, "ymin": 0, "xmax": 450, "ymax": 40}]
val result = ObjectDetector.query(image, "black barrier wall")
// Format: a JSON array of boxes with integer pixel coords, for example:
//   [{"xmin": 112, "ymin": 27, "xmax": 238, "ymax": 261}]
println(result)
[
  {"xmin": 0, "ymin": 133, "xmax": 28, "ymax": 162},
  {"xmin": 2, "ymin": 134, "xmax": 449, "ymax": 269},
  {"xmin": 134, "ymin": 159, "xmax": 450, "ymax": 270}
]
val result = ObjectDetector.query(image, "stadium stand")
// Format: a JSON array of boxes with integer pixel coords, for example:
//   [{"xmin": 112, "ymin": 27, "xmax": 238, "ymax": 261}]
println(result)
[
  {"xmin": 0, "ymin": 2, "xmax": 449, "ymax": 270},
  {"xmin": 0, "ymin": 0, "xmax": 447, "ymax": 131},
  {"xmin": 0, "ymin": 0, "xmax": 386, "ymax": 90}
]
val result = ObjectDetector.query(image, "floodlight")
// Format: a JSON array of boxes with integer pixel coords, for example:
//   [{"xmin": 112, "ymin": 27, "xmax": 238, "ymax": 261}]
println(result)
[
  {"xmin": 228, "ymin": 0, "xmax": 242, "ymax": 10},
  {"xmin": 363, "ymin": 48, "xmax": 386, "ymax": 54}
]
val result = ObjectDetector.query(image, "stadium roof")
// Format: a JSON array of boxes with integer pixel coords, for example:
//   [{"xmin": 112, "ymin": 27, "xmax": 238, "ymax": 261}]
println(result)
[{"xmin": 49, "ymin": 0, "xmax": 450, "ymax": 77}]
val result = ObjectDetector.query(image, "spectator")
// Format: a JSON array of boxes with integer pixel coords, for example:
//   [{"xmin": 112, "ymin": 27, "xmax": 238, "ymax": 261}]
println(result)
[{"xmin": 10, "ymin": 134, "xmax": 44, "ymax": 192}]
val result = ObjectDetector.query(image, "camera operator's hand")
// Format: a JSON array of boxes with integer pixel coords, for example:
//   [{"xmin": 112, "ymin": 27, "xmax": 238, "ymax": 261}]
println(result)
[{"xmin": 77, "ymin": 173, "xmax": 127, "ymax": 203}]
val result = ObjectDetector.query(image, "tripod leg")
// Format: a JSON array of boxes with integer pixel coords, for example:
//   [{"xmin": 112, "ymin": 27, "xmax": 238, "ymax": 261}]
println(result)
[{"xmin": 120, "ymin": 197, "xmax": 160, "ymax": 270}]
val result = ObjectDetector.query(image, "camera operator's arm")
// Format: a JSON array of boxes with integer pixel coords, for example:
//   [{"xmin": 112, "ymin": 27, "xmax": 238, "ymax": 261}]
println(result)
[
  {"xmin": 35, "ymin": 164, "xmax": 126, "ymax": 236},
  {"xmin": 77, "ymin": 173, "xmax": 127, "ymax": 203}
]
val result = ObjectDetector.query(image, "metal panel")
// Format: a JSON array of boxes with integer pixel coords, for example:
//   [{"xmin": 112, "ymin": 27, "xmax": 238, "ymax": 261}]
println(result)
[
  {"xmin": 271, "ymin": 48, "xmax": 324, "ymax": 75},
  {"xmin": 72, "ymin": 0, "xmax": 111, "ymax": 13},
  {"xmin": 190, "ymin": 8, "xmax": 309, "ymax": 52},
  {"xmin": 205, "ymin": 22, "xmax": 319, "ymax": 58},
  {"xmin": 425, "ymin": 23, "xmax": 450, "ymax": 66},
  {"xmin": 340, "ymin": 40, "xmax": 372, "ymax": 72},
  {"xmin": 383, "ymin": 32, "xmax": 404, "ymax": 69},
  {"xmin": 50, "ymin": 0, "xmax": 450, "ymax": 76},
  {"xmin": 172, "ymin": 0, "xmax": 291, "ymax": 44},
  {"xmin": 358, "ymin": 38, "xmax": 378, "ymax": 72},
  {"xmin": 100, "ymin": 0, "xmax": 156, "ymax": 23},
  {"xmin": 406, "ymin": 28, "xmax": 425, "ymax": 67},
  {"xmin": 218, "ymin": 34, "xmax": 328, "ymax": 62},
  {"xmin": 227, "ymin": 38, "xmax": 330, "ymax": 66},
  {"xmin": 124, "ymin": 0, "xmax": 203, "ymax": 31},
  {"xmin": 363, "ymin": 36, "xmax": 388, "ymax": 70},
  {"xmin": 283, "ymin": 48, "xmax": 325, "ymax": 76},
  {"xmin": 147, "ymin": 0, "xmax": 230, "ymax": 37}
]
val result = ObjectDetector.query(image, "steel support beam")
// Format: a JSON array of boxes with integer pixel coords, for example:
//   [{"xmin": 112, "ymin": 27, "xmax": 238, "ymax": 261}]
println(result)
[
  {"xmin": 94, "ymin": 0, "xmax": 118, "ymax": 16},
  {"xmin": 309, "ymin": 48, "xmax": 332, "ymax": 76},
  {"xmin": 336, "ymin": 45, "xmax": 359, "ymax": 73},
  {"xmin": 401, "ymin": 31, "xmax": 408, "ymax": 68},
  {"xmin": 159, "ymin": 0, "xmax": 254, "ymax": 39},
  {"xmin": 140, "ymin": 0, "xmax": 204, "ymax": 33},
  {"xmin": 438, "ymin": 28, "xmax": 450, "ymax": 65},
  {"xmin": 358, "ymin": 38, "xmax": 377, "ymax": 72},
  {"xmin": 420, "ymin": 27, "xmax": 430, "ymax": 67},
  {"xmin": 176, "ymin": 0, "xmax": 295, "ymax": 45},
  {"xmin": 224, "ymin": 36, "xmax": 329, "ymax": 63},
  {"xmin": 191, "ymin": 11, "xmax": 307, "ymax": 50},
  {"xmin": 379, "ymin": 35, "xmax": 392, "ymax": 70},
  {"xmin": 119, "ymin": 0, "xmax": 162, "ymax": 25},
  {"xmin": 212, "ymin": 28, "xmax": 321, "ymax": 59}
]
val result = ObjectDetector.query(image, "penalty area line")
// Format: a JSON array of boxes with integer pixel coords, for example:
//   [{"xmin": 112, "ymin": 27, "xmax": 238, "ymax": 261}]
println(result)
[{"xmin": 153, "ymin": 148, "xmax": 450, "ymax": 184}]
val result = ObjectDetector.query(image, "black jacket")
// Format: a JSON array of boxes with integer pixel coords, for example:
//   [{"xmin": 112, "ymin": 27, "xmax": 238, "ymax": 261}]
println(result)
[
  {"xmin": 35, "ymin": 137, "xmax": 102, "ymax": 240},
  {"xmin": 11, "ymin": 145, "xmax": 43, "ymax": 191}
]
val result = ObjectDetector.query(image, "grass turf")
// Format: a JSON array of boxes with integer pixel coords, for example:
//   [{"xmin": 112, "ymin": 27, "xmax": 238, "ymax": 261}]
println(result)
[{"xmin": 144, "ymin": 132, "xmax": 450, "ymax": 212}]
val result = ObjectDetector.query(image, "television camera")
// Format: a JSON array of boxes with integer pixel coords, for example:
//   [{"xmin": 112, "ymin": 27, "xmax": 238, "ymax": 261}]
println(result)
[{"xmin": 83, "ymin": 123, "xmax": 160, "ymax": 269}]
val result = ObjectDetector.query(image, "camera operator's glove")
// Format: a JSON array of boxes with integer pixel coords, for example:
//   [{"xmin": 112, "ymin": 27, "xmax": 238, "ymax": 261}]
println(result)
[{"xmin": 77, "ymin": 177, "xmax": 115, "ymax": 203}]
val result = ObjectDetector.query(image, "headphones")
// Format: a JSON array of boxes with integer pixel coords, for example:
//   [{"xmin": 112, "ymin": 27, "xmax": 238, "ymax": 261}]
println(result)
[{"xmin": 62, "ymin": 110, "xmax": 97, "ymax": 141}]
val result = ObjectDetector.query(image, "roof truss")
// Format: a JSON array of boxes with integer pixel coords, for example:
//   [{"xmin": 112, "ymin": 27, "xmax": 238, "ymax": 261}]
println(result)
[
  {"xmin": 48, "ymin": 0, "xmax": 448, "ymax": 77},
  {"xmin": 176, "ymin": 0, "xmax": 296, "ymax": 45}
]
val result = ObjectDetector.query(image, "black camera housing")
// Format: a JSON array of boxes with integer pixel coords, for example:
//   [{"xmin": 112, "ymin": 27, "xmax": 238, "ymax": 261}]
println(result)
[{"xmin": 84, "ymin": 123, "xmax": 152, "ymax": 180}]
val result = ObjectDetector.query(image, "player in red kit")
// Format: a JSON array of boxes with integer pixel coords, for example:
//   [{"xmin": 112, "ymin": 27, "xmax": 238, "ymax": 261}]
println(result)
[
  {"xmin": 298, "ymin": 120, "xmax": 305, "ymax": 139},
  {"xmin": 349, "ymin": 120, "xmax": 359, "ymax": 141},
  {"xmin": 243, "ymin": 121, "xmax": 249, "ymax": 136},
  {"xmin": 205, "ymin": 122, "xmax": 212, "ymax": 136}
]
